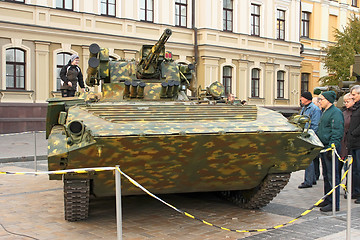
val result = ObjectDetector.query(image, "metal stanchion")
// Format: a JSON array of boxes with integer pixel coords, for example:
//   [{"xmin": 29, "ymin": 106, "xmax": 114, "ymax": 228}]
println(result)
[
  {"xmin": 332, "ymin": 147, "xmax": 336, "ymax": 216},
  {"xmin": 115, "ymin": 165, "xmax": 122, "ymax": 240},
  {"xmin": 33, "ymin": 131, "xmax": 37, "ymax": 173},
  {"xmin": 346, "ymin": 155, "xmax": 352, "ymax": 240}
]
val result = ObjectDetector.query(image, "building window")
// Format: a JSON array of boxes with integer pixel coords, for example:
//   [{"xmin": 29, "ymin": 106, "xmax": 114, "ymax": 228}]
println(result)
[
  {"xmin": 56, "ymin": 0, "xmax": 73, "ymax": 10},
  {"xmin": 175, "ymin": 0, "xmax": 187, "ymax": 27},
  {"xmin": 223, "ymin": 0, "xmax": 233, "ymax": 32},
  {"xmin": 56, "ymin": 53, "xmax": 71, "ymax": 91},
  {"xmin": 301, "ymin": 12, "xmax": 310, "ymax": 38},
  {"xmin": 251, "ymin": 4, "xmax": 260, "ymax": 36},
  {"xmin": 277, "ymin": 9, "xmax": 285, "ymax": 40},
  {"xmin": 352, "ymin": 0, "xmax": 358, "ymax": 7},
  {"xmin": 6, "ymin": 48, "xmax": 25, "ymax": 90},
  {"xmin": 301, "ymin": 73, "xmax": 309, "ymax": 94},
  {"xmin": 251, "ymin": 68, "xmax": 260, "ymax": 97},
  {"xmin": 140, "ymin": 0, "xmax": 153, "ymax": 22},
  {"xmin": 223, "ymin": 66, "xmax": 232, "ymax": 96},
  {"xmin": 277, "ymin": 71, "xmax": 285, "ymax": 99},
  {"xmin": 101, "ymin": 0, "xmax": 116, "ymax": 16}
]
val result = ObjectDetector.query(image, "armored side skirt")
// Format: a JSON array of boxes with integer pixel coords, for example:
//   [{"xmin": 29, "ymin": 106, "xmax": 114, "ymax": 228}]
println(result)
[{"xmin": 48, "ymin": 130, "xmax": 321, "ymax": 197}]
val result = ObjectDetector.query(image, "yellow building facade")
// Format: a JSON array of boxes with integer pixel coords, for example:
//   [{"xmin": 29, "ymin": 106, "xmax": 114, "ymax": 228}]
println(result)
[
  {"xmin": 300, "ymin": 0, "xmax": 360, "ymax": 93},
  {"xmin": 1, "ymin": 0, "xmax": 356, "ymax": 132}
]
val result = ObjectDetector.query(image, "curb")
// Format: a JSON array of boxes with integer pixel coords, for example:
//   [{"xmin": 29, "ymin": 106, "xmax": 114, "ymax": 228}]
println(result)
[{"xmin": 0, "ymin": 155, "xmax": 47, "ymax": 163}]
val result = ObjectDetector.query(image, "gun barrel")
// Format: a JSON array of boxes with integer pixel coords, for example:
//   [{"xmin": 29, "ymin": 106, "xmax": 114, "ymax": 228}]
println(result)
[{"xmin": 143, "ymin": 28, "xmax": 172, "ymax": 71}]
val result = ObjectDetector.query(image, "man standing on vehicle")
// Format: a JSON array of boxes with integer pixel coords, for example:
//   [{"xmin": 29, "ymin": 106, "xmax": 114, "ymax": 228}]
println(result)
[
  {"xmin": 298, "ymin": 92, "xmax": 322, "ymax": 189},
  {"xmin": 317, "ymin": 91, "xmax": 344, "ymax": 212},
  {"xmin": 348, "ymin": 85, "xmax": 360, "ymax": 203}
]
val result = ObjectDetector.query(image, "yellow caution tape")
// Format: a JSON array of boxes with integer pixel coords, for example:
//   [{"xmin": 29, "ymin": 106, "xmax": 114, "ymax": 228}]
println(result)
[
  {"xmin": 115, "ymin": 154, "xmax": 354, "ymax": 233},
  {"xmin": 320, "ymin": 143, "xmax": 348, "ymax": 163},
  {"xmin": 0, "ymin": 155, "xmax": 354, "ymax": 233}
]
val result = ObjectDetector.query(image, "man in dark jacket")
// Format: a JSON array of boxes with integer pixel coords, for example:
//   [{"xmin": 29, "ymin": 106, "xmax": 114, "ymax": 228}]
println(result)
[
  {"xmin": 317, "ymin": 91, "xmax": 344, "ymax": 212},
  {"xmin": 60, "ymin": 54, "xmax": 85, "ymax": 97},
  {"xmin": 348, "ymin": 85, "xmax": 360, "ymax": 204}
]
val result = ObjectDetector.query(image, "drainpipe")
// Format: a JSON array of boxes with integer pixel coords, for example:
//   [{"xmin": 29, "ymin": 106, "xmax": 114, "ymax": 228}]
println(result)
[{"xmin": 192, "ymin": 0, "xmax": 198, "ymax": 91}]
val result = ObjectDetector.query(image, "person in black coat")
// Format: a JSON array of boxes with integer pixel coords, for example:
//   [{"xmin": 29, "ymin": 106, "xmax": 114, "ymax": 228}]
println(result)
[
  {"xmin": 60, "ymin": 54, "xmax": 85, "ymax": 97},
  {"xmin": 348, "ymin": 85, "xmax": 360, "ymax": 203}
]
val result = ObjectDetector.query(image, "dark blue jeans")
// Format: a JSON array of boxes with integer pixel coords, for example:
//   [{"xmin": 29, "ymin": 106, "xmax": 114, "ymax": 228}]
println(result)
[
  {"xmin": 351, "ymin": 149, "xmax": 360, "ymax": 198},
  {"xmin": 304, "ymin": 159, "xmax": 316, "ymax": 186},
  {"xmin": 321, "ymin": 150, "xmax": 340, "ymax": 209}
]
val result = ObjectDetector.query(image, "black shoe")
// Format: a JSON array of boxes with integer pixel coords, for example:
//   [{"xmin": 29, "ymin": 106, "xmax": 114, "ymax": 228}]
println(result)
[
  {"xmin": 355, "ymin": 198, "xmax": 360, "ymax": 204},
  {"xmin": 344, "ymin": 194, "xmax": 358, "ymax": 199},
  {"xmin": 320, "ymin": 204, "xmax": 339, "ymax": 212},
  {"xmin": 316, "ymin": 201, "xmax": 328, "ymax": 207},
  {"xmin": 298, "ymin": 183, "xmax": 312, "ymax": 189}
]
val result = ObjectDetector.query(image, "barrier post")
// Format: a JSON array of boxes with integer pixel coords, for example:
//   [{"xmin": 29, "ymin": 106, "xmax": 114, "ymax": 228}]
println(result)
[
  {"xmin": 346, "ymin": 155, "xmax": 352, "ymax": 240},
  {"xmin": 33, "ymin": 131, "xmax": 37, "ymax": 173},
  {"xmin": 332, "ymin": 147, "xmax": 336, "ymax": 216},
  {"xmin": 115, "ymin": 165, "xmax": 122, "ymax": 240}
]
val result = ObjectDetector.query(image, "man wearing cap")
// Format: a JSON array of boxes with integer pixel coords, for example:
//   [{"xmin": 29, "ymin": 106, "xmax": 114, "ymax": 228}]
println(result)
[
  {"xmin": 317, "ymin": 91, "xmax": 344, "ymax": 212},
  {"xmin": 347, "ymin": 85, "xmax": 360, "ymax": 204},
  {"xmin": 60, "ymin": 54, "xmax": 85, "ymax": 97},
  {"xmin": 298, "ymin": 91, "xmax": 322, "ymax": 189}
]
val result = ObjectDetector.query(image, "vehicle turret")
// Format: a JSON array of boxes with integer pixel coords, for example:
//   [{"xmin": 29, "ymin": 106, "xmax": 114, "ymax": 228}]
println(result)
[{"xmin": 84, "ymin": 28, "xmax": 193, "ymax": 101}]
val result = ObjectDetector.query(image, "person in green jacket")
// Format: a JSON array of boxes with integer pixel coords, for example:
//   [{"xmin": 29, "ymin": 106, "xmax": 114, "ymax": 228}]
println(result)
[{"xmin": 316, "ymin": 91, "xmax": 344, "ymax": 212}]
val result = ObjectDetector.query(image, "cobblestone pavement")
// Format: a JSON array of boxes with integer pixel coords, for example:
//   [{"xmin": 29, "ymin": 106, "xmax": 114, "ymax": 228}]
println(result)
[{"xmin": 0, "ymin": 160, "xmax": 360, "ymax": 239}]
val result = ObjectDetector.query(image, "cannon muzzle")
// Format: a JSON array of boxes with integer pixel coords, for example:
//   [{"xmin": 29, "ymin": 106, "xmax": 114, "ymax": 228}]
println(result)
[{"xmin": 137, "ymin": 29, "xmax": 172, "ymax": 78}]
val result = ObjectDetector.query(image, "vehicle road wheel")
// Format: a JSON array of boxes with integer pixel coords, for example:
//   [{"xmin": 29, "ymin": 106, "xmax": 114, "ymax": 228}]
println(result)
[{"xmin": 64, "ymin": 179, "xmax": 90, "ymax": 222}]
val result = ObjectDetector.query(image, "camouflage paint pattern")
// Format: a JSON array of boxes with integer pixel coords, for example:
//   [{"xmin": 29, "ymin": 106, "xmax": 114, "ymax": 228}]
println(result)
[
  {"xmin": 47, "ymin": 102, "xmax": 323, "ymax": 196},
  {"xmin": 161, "ymin": 61, "xmax": 180, "ymax": 81},
  {"xmin": 110, "ymin": 61, "xmax": 136, "ymax": 82}
]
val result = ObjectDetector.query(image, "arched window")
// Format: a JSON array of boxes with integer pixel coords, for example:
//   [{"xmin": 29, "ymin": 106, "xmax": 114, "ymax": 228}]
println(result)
[
  {"xmin": 277, "ymin": 71, "xmax": 285, "ymax": 98},
  {"xmin": 56, "ymin": 52, "xmax": 71, "ymax": 91},
  {"xmin": 6, "ymin": 48, "xmax": 25, "ymax": 90},
  {"xmin": 251, "ymin": 68, "xmax": 260, "ymax": 97},
  {"xmin": 223, "ymin": 66, "xmax": 232, "ymax": 96}
]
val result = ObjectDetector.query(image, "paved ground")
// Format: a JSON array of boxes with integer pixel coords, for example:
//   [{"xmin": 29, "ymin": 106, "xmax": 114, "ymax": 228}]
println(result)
[
  {"xmin": 0, "ymin": 131, "xmax": 47, "ymax": 162},
  {"xmin": 0, "ymin": 132, "xmax": 360, "ymax": 239}
]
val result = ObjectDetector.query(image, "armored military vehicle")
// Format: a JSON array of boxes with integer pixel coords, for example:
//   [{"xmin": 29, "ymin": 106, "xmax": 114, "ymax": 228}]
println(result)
[{"xmin": 46, "ymin": 29, "xmax": 323, "ymax": 221}]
